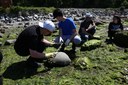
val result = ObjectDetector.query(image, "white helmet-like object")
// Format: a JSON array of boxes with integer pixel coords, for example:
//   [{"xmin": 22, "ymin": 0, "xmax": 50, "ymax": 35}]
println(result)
[
  {"xmin": 85, "ymin": 13, "xmax": 93, "ymax": 17},
  {"xmin": 39, "ymin": 20, "xmax": 55, "ymax": 32}
]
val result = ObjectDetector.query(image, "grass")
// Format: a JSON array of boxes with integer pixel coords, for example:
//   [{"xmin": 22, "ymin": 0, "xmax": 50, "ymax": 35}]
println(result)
[{"xmin": 0, "ymin": 22, "xmax": 128, "ymax": 85}]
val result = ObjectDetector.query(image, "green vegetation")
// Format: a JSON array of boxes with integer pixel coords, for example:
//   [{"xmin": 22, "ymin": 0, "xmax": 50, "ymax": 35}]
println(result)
[
  {"xmin": 81, "ymin": 40, "xmax": 102, "ymax": 51},
  {"xmin": 3, "ymin": 0, "xmax": 126, "ymax": 8},
  {"xmin": 0, "ymin": 22, "xmax": 128, "ymax": 85},
  {"xmin": 0, "ymin": 6, "xmax": 55, "ymax": 14}
]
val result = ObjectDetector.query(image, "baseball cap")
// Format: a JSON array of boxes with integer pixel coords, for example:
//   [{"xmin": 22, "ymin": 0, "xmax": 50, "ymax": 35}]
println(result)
[
  {"xmin": 85, "ymin": 13, "xmax": 93, "ymax": 17},
  {"xmin": 39, "ymin": 20, "xmax": 55, "ymax": 32},
  {"xmin": 53, "ymin": 9, "xmax": 63, "ymax": 19}
]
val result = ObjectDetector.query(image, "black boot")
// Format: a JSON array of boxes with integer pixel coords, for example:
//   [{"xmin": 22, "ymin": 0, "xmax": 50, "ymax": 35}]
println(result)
[
  {"xmin": 26, "ymin": 57, "xmax": 42, "ymax": 68},
  {"xmin": 59, "ymin": 43, "xmax": 65, "ymax": 52},
  {"xmin": 71, "ymin": 43, "xmax": 76, "ymax": 53}
]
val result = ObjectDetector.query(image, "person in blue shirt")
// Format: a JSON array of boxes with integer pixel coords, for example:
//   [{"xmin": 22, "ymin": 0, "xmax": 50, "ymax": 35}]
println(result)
[
  {"xmin": 108, "ymin": 16, "xmax": 123, "ymax": 41},
  {"xmin": 53, "ymin": 9, "xmax": 81, "ymax": 52}
]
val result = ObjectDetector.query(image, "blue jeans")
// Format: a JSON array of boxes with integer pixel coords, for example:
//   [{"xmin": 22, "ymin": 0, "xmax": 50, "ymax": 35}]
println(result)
[
  {"xmin": 80, "ymin": 28, "xmax": 96, "ymax": 41},
  {"xmin": 54, "ymin": 35, "xmax": 81, "ymax": 45}
]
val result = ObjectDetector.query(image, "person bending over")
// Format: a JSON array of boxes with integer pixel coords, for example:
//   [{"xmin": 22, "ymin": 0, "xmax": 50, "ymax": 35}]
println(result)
[{"xmin": 14, "ymin": 20, "xmax": 57, "ymax": 68}]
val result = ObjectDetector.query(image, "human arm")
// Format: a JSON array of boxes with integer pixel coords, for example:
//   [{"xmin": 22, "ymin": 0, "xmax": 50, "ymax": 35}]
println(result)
[
  {"xmin": 29, "ymin": 49, "xmax": 47, "ymax": 59},
  {"xmin": 86, "ymin": 21, "xmax": 96, "ymax": 31},
  {"xmin": 29, "ymin": 49, "xmax": 57, "ymax": 60},
  {"xmin": 42, "ymin": 39, "xmax": 54, "ymax": 46},
  {"xmin": 80, "ymin": 22, "xmax": 93, "ymax": 37}
]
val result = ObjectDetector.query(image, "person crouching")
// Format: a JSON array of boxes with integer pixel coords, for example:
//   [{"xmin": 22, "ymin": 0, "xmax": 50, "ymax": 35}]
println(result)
[{"xmin": 14, "ymin": 20, "xmax": 56, "ymax": 68}]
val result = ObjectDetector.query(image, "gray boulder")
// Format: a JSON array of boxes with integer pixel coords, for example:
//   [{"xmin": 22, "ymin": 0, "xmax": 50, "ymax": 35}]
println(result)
[{"xmin": 51, "ymin": 52, "xmax": 71, "ymax": 66}]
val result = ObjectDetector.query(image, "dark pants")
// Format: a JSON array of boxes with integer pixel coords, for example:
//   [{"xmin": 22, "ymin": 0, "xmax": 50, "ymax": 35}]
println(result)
[
  {"xmin": 28, "ymin": 42, "xmax": 47, "ymax": 63},
  {"xmin": 29, "ymin": 42, "xmax": 47, "ymax": 63},
  {"xmin": 80, "ymin": 28, "xmax": 96, "ymax": 41},
  {"xmin": 108, "ymin": 31, "xmax": 116, "ymax": 39},
  {"xmin": 87, "ymin": 28, "xmax": 96, "ymax": 36}
]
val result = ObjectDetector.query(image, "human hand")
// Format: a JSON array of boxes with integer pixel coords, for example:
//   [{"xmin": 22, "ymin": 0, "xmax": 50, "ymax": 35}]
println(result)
[
  {"xmin": 86, "ymin": 29, "xmax": 89, "ymax": 31},
  {"xmin": 45, "ymin": 52, "xmax": 57, "ymax": 58}
]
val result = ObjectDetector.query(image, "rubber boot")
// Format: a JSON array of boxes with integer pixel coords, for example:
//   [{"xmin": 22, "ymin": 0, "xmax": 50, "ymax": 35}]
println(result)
[
  {"xmin": 71, "ymin": 43, "xmax": 76, "ymax": 53},
  {"xmin": 59, "ymin": 44, "xmax": 65, "ymax": 52}
]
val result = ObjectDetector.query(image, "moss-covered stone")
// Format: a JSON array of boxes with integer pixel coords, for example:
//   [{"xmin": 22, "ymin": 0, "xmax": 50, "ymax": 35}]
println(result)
[
  {"xmin": 114, "ymin": 31, "xmax": 128, "ymax": 48},
  {"xmin": 74, "ymin": 57, "xmax": 92, "ymax": 70},
  {"xmin": 81, "ymin": 40, "xmax": 102, "ymax": 51}
]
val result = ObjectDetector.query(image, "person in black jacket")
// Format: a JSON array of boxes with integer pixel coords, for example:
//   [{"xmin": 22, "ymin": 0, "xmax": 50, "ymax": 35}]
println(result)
[
  {"xmin": 14, "ymin": 20, "xmax": 56, "ymax": 68},
  {"xmin": 79, "ymin": 13, "xmax": 96, "ymax": 43},
  {"xmin": 108, "ymin": 16, "xmax": 124, "ymax": 41}
]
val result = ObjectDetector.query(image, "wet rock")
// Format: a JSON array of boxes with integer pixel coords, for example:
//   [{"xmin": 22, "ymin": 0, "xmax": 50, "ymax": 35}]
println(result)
[
  {"xmin": 4, "ymin": 39, "xmax": 16, "ymax": 45},
  {"xmin": 18, "ymin": 23, "xmax": 23, "ymax": 25},
  {"xmin": 3, "ymin": 26, "xmax": 9, "ymax": 29},
  {"xmin": 124, "ymin": 28, "xmax": 128, "ymax": 31},
  {"xmin": 74, "ymin": 17, "xmax": 80, "ymax": 21},
  {"xmin": 24, "ymin": 22, "xmax": 30, "ymax": 28},
  {"xmin": 0, "ymin": 28, "xmax": 5, "ymax": 34},
  {"xmin": 52, "ymin": 52, "xmax": 71, "ymax": 66},
  {"xmin": 95, "ymin": 21, "xmax": 104, "ymax": 26}
]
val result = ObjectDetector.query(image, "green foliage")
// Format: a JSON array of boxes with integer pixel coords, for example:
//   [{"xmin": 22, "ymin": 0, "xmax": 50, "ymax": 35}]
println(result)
[
  {"xmin": 121, "ymin": 0, "xmax": 128, "ymax": 8},
  {"xmin": 0, "ymin": 6, "xmax": 55, "ymax": 14},
  {"xmin": 0, "ymin": 20, "xmax": 128, "ymax": 85},
  {"xmin": 74, "ymin": 57, "xmax": 93, "ymax": 70},
  {"xmin": 81, "ymin": 40, "xmax": 102, "ymax": 51},
  {"xmin": 0, "ymin": 0, "xmax": 126, "ymax": 8},
  {"xmin": 0, "ymin": 38, "xmax": 3, "ymax": 42}
]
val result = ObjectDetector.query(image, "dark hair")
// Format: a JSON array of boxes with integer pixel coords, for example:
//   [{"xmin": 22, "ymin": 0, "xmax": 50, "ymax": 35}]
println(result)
[
  {"xmin": 113, "ymin": 16, "xmax": 121, "ymax": 24},
  {"xmin": 53, "ymin": 8, "xmax": 63, "ymax": 18}
]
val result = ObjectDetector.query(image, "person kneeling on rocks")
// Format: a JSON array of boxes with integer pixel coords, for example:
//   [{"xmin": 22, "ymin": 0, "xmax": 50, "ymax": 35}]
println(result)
[
  {"xmin": 53, "ymin": 9, "xmax": 81, "ymax": 52},
  {"xmin": 79, "ymin": 13, "xmax": 96, "ymax": 44},
  {"xmin": 14, "ymin": 20, "xmax": 61, "ymax": 68},
  {"xmin": 108, "ymin": 16, "xmax": 124, "ymax": 42}
]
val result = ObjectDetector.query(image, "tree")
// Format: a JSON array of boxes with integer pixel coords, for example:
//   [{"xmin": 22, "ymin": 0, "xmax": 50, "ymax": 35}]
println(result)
[
  {"xmin": 5, "ymin": 0, "xmax": 128, "ymax": 8},
  {"xmin": 121, "ymin": 0, "xmax": 128, "ymax": 8}
]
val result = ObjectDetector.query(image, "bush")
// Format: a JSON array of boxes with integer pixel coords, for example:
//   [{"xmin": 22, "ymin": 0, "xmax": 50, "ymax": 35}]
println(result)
[
  {"xmin": 0, "ymin": 6, "xmax": 55, "ymax": 14},
  {"xmin": 114, "ymin": 31, "xmax": 128, "ymax": 48}
]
